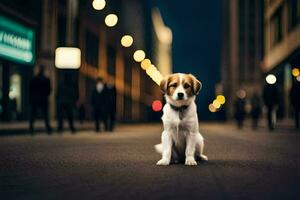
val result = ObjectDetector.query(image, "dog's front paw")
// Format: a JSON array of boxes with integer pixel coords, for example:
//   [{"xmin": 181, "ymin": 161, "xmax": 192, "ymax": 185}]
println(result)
[
  {"xmin": 156, "ymin": 159, "xmax": 170, "ymax": 166},
  {"xmin": 185, "ymin": 157, "xmax": 197, "ymax": 166}
]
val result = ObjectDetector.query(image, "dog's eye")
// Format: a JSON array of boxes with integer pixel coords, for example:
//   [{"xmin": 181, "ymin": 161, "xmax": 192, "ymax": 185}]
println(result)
[
  {"xmin": 184, "ymin": 84, "xmax": 191, "ymax": 89},
  {"xmin": 169, "ymin": 83, "xmax": 177, "ymax": 88}
]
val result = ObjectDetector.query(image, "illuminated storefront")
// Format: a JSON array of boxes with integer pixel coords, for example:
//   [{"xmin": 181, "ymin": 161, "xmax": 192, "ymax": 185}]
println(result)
[{"xmin": 0, "ymin": 15, "xmax": 35, "ymax": 121}]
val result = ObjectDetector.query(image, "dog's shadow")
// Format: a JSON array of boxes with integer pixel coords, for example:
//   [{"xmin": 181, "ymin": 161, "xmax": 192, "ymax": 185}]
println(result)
[
  {"xmin": 169, "ymin": 156, "xmax": 208, "ymax": 165},
  {"xmin": 169, "ymin": 159, "xmax": 268, "ymax": 169}
]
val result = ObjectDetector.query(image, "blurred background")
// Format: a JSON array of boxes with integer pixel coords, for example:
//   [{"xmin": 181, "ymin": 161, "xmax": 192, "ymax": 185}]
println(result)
[{"xmin": 0, "ymin": 0, "xmax": 299, "ymax": 125}]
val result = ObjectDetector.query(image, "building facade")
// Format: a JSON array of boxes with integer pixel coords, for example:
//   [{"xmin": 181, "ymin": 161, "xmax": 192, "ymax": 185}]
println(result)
[
  {"xmin": 263, "ymin": 0, "xmax": 300, "ymax": 117},
  {"xmin": 77, "ymin": 0, "xmax": 164, "ymax": 122},
  {"xmin": 0, "ymin": 0, "xmax": 169, "ymax": 122},
  {"xmin": 221, "ymin": 0, "xmax": 264, "ymax": 118},
  {"xmin": 0, "ymin": 0, "xmax": 42, "ymax": 121}
]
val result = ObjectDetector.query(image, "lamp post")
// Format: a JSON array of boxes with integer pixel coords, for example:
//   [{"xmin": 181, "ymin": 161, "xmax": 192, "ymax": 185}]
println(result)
[{"xmin": 54, "ymin": 0, "xmax": 80, "ymax": 129}]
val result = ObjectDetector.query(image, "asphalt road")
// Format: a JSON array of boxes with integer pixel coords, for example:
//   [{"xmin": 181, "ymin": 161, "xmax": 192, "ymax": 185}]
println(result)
[{"xmin": 0, "ymin": 123, "xmax": 299, "ymax": 200}]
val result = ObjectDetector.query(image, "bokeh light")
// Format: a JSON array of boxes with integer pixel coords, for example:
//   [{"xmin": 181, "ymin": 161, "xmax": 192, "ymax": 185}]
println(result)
[
  {"xmin": 212, "ymin": 99, "xmax": 221, "ymax": 109},
  {"xmin": 121, "ymin": 35, "xmax": 133, "ymax": 47},
  {"xmin": 133, "ymin": 50, "xmax": 145, "ymax": 62},
  {"xmin": 105, "ymin": 14, "xmax": 118, "ymax": 27},
  {"xmin": 141, "ymin": 59, "xmax": 151, "ymax": 70},
  {"xmin": 236, "ymin": 89, "xmax": 246, "ymax": 99},
  {"xmin": 266, "ymin": 74, "xmax": 277, "ymax": 84},
  {"xmin": 208, "ymin": 104, "xmax": 217, "ymax": 113},
  {"xmin": 92, "ymin": 0, "xmax": 106, "ymax": 10},
  {"xmin": 154, "ymin": 75, "xmax": 163, "ymax": 86},
  {"xmin": 146, "ymin": 64, "xmax": 157, "ymax": 76},
  {"xmin": 216, "ymin": 95, "xmax": 226, "ymax": 105},
  {"xmin": 152, "ymin": 100, "xmax": 163, "ymax": 112},
  {"xmin": 297, "ymin": 76, "xmax": 300, "ymax": 82},
  {"xmin": 151, "ymin": 70, "xmax": 161, "ymax": 80},
  {"xmin": 292, "ymin": 68, "xmax": 300, "ymax": 77},
  {"xmin": 151, "ymin": 71, "xmax": 163, "ymax": 86},
  {"xmin": 55, "ymin": 47, "xmax": 81, "ymax": 69}
]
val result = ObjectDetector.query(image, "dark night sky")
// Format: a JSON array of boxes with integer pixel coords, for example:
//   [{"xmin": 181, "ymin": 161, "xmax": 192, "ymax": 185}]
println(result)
[{"xmin": 150, "ymin": 0, "xmax": 223, "ymax": 119}]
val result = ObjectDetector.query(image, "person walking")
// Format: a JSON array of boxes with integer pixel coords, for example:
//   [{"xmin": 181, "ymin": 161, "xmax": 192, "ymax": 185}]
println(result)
[
  {"xmin": 29, "ymin": 64, "xmax": 52, "ymax": 134},
  {"xmin": 250, "ymin": 92, "xmax": 262, "ymax": 130},
  {"xmin": 289, "ymin": 79, "xmax": 300, "ymax": 129},
  {"xmin": 76, "ymin": 99, "xmax": 85, "ymax": 124},
  {"xmin": 105, "ymin": 81, "xmax": 116, "ymax": 132},
  {"xmin": 56, "ymin": 74, "xmax": 77, "ymax": 133},
  {"xmin": 91, "ymin": 77, "xmax": 108, "ymax": 132},
  {"xmin": 234, "ymin": 93, "xmax": 246, "ymax": 129},
  {"xmin": 263, "ymin": 82, "xmax": 279, "ymax": 131}
]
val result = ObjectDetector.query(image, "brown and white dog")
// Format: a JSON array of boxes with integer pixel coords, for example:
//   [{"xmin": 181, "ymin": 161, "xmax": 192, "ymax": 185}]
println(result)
[{"xmin": 155, "ymin": 73, "xmax": 208, "ymax": 166}]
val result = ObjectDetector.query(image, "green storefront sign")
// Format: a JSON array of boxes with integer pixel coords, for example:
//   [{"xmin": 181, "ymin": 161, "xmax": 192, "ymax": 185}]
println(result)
[{"xmin": 0, "ymin": 15, "xmax": 35, "ymax": 65}]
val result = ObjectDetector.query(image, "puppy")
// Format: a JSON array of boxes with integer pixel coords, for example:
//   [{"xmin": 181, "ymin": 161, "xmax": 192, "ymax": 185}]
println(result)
[{"xmin": 155, "ymin": 73, "xmax": 208, "ymax": 166}]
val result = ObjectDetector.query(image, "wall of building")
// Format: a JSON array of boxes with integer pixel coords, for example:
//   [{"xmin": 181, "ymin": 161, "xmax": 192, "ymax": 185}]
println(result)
[
  {"xmin": 263, "ymin": 0, "xmax": 300, "ymax": 117},
  {"xmin": 77, "ymin": 0, "xmax": 162, "ymax": 122},
  {"xmin": 263, "ymin": 0, "xmax": 300, "ymax": 71},
  {"xmin": 221, "ymin": 0, "xmax": 264, "ymax": 118},
  {"xmin": 0, "ymin": 0, "xmax": 165, "ymax": 122},
  {"xmin": 0, "ymin": 0, "xmax": 42, "ymax": 121}
]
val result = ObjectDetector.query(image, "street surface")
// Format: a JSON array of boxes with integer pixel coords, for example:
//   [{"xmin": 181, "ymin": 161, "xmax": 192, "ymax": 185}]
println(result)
[{"xmin": 0, "ymin": 123, "xmax": 299, "ymax": 200}]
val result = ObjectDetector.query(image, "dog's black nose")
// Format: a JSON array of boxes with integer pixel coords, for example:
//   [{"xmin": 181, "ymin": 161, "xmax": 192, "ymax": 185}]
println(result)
[{"xmin": 177, "ymin": 92, "xmax": 184, "ymax": 99}]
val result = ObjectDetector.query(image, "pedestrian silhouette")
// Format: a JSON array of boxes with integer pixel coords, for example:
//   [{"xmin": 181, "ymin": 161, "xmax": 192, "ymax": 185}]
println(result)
[
  {"xmin": 289, "ymin": 78, "xmax": 300, "ymax": 129},
  {"xmin": 91, "ymin": 77, "xmax": 108, "ymax": 132},
  {"xmin": 234, "ymin": 90, "xmax": 246, "ymax": 129},
  {"xmin": 250, "ymin": 92, "xmax": 262, "ymax": 130},
  {"xmin": 105, "ymin": 81, "xmax": 116, "ymax": 132},
  {"xmin": 29, "ymin": 64, "xmax": 52, "ymax": 134},
  {"xmin": 56, "ymin": 73, "xmax": 76, "ymax": 133},
  {"xmin": 76, "ymin": 99, "xmax": 85, "ymax": 124},
  {"xmin": 263, "ymin": 82, "xmax": 279, "ymax": 131},
  {"xmin": 8, "ymin": 94, "xmax": 17, "ymax": 121}
]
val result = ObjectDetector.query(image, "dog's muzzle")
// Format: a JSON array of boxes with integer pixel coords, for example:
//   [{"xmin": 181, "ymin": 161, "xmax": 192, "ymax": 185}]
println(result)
[{"xmin": 177, "ymin": 92, "xmax": 184, "ymax": 100}]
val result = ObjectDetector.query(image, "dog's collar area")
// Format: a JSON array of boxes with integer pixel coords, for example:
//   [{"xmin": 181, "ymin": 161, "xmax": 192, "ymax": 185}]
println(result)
[{"xmin": 169, "ymin": 103, "xmax": 189, "ymax": 112}]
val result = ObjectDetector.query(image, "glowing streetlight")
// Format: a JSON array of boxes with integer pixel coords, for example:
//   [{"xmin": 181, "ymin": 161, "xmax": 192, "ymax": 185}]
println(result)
[
  {"xmin": 55, "ymin": 47, "xmax": 81, "ymax": 69},
  {"xmin": 92, "ymin": 0, "xmax": 106, "ymax": 10},
  {"xmin": 266, "ymin": 74, "xmax": 277, "ymax": 84},
  {"xmin": 292, "ymin": 68, "xmax": 300, "ymax": 77},
  {"xmin": 105, "ymin": 14, "xmax": 118, "ymax": 27},
  {"xmin": 133, "ymin": 50, "xmax": 145, "ymax": 62},
  {"xmin": 121, "ymin": 35, "xmax": 133, "ymax": 47},
  {"xmin": 141, "ymin": 58, "xmax": 151, "ymax": 70}
]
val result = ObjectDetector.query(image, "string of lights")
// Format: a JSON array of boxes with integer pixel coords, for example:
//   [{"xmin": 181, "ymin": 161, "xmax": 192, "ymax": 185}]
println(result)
[
  {"xmin": 208, "ymin": 95, "xmax": 226, "ymax": 113},
  {"xmin": 92, "ymin": 0, "xmax": 164, "ymax": 86}
]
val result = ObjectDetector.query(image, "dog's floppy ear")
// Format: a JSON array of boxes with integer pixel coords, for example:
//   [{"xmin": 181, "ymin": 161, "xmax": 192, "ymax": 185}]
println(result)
[
  {"xmin": 160, "ymin": 75, "xmax": 169, "ymax": 93},
  {"xmin": 189, "ymin": 74, "xmax": 202, "ymax": 95}
]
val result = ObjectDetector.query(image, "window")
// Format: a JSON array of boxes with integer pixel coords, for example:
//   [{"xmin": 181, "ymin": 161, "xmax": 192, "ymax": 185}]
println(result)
[
  {"xmin": 124, "ymin": 59, "xmax": 132, "ymax": 85},
  {"xmin": 288, "ymin": 0, "xmax": 300, "ymax": 31},
  {"xmin": 85, "ymin": 31, "xmax": 99, "ymax": 67},
  {"xmin": 107, "ymin": 45, "xmax": 116, "ymax": 76},
  {"xmin": 271, "ymin": 6, "xmax": 283, "ymax": 46},
  {"xmin": 57, "ymin": 14, "xmax": 66, "ymax": 47}
]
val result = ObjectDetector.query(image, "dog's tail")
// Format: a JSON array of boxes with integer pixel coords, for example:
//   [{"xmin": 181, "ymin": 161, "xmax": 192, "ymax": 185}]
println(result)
[{"xmin": 154, "ymin": 143, "xmax": 163, "ymax": 154}]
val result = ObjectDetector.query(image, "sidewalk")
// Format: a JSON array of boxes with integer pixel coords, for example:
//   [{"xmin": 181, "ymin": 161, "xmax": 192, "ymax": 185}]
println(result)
[
  {"xmin": 0, "ymin": 120, "xmax": 164, "ymax": 136},
  {"xmin": 200, "ymin": 118, "xmax": 299, "ymax": 135},
  {"xmin": 0, "ymin": 118, "xmax": 298, "ymax": 136}
]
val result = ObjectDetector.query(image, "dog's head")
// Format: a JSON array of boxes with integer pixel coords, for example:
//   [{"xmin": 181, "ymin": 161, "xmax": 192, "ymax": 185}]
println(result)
[{"xmin": 160, "ymin": 73, "xmax": 202, "ymax": 105}]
